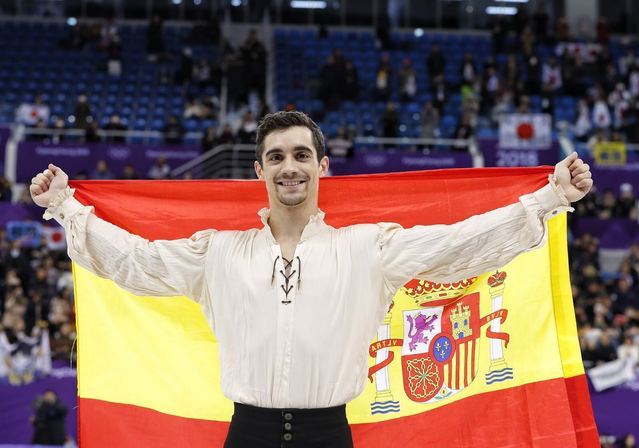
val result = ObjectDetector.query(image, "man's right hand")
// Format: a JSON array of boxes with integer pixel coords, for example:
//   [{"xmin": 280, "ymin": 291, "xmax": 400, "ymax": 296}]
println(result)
[{"xmin": 30, "ymin": 164, "xmax": 69, "ymax": 208}]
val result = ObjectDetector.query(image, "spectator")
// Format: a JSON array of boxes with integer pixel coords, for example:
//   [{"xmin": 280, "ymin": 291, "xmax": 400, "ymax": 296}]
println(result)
[
  {"xmin": 51, "ymin": 117, "xmax": 67, "ymax": 144},
  {"xmin": 147, "ymin": 157, "xmax": 171, "ymax": 180},
  {"xmin": 216, "ymin": 124, "xmax": 236, "ymax": 145},
  {"xmin": 431, "ymin": 76, "xmax": 448, "ymax": 115},
  {"xmin": 399, "ymin": 58, "xmax": 417, "ymax": 102},
  {"xmin": 91, "ymin": 160, "xmax": 113, "ymax": 180},
  {"xmin": 597, "ymin": 188, "xmax": 617, "ymax": 219},
  {"xmin": 616, "ymin": 183, "xmax": 637, "ymax": 219},
  {"xmin": 482, "ymin": 66, "xmax": 500, "ymax": 111},
  {"xmin": 326, "ymin": 127, "xmax": 354, "ymax": 158},
  {"xmin": 460, "ymin": 53, "xmax": 477, "ymax": 87},
  {"xmin": 608, "ymin": 82, "xmax": 631, "ymax": 130},
  {"xmin": 73, "ymin": 94, "xmax": 92, "ymax": 129},
  {"xmin": 16, "ymin": 94, "xmax": 50, "ymax": 127},
  {"xmin": 318, "ymin": 51, "xmax": 347, "ymax": 109},
  {"xmin": 420, "ymin": 101, "xmax": 439, "ymax": 139},
  {"xmin": 375, "ymin": 53, "xmax": 392, "ymax": 101},
  {"xmin": 98, "ymin": 18, "xmax": 120, "ymax": 54},
  {"xmin": 201, "ymin": 126, "xmax": 219, "ymax": 153},
  {"xmin": 628, "ymin": 63, "xmax": 639, "ymax": 98},
  {"xmin": 31, "ymin": 390, "xmax": 68, "ymax": 446},
  {"xmin": 523, "ymin": 48, "xmax": 541, "ymax": 95},
  {"xmin": 452, "ymin": 115, "xmax": 474, "ymax": 151},
  {"xmin": 0, "ymin": 176, "xmax": 12, "ymax": 202},
  {"xmin": 426, "ymin": 44, "xmax": 445, "ymax": 80},
  {"xmin": 563, "ymin": 55, "xmax": 587, "ymax": 96},
  {"xmin": 503, "ymin": 55, "xmax": 521, "ymax": 90},
  {"xmin": 193, "ymin": 60, "xmax": 213, "ymax": 87},
  {"xmin": 342, "ymin": 61, "xmax": 359, "ymax": 101},
  {"xmin": 381, "ymin": 101, "xmax": 399, "ymax": 138},
  {"xmin": 162, "ymin": 115, "xmax": 185, "ymax": 145},
  {"xmin": 85, "ymin": 122, "xmax": 101, "ymax": 143},
  {"xmin": 592, "ymin": 94, "xmax": 612, "ymax": 130},
  {"xmin": 120, "ymin": 164, "xmax": 140, "ymax": 180},
  {"xmin": 574, "ymin": 99, "xmax": 592, "ymax": 142},
  {"xmin": 542, "ymin": 57, "xmax": 562, "ymax": 93},
  {"xmin": 175, "ymin": 47, "xmax": 194, "ymax": 85},
  {"xmin": 103, "ymin": 114, "xmax": 127, "ymax": 143},
  {"xmin": 237, "ymin": 111, "xmax": 258, "ymax": 144},
  {"xmin": 183, "ymin": 97, "xmax": 213, "ymax": 120},
  {"xmin": 239, "ymin": 29, "xmax": 268, "ymax": 101},
  {"xmin": 226, "ymin": 52, "xmax": 248, "ymax": 111},
  {"xmin": 146, "ymin": 14, "xmax": 164, "ymax": 61}
]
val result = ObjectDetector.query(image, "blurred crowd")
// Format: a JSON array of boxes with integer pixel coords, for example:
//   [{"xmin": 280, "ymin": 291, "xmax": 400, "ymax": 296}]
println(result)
[
  {"xmin": 315, "ymin": 8, "xmax": 638, "ymax": 144},
  {"xmin": 14, "ymin": 17, "xmax": 269, "ymax": 147},
  {"xmin": 0, "ymin": 228, "xmax": 76, "ymax": 385}
]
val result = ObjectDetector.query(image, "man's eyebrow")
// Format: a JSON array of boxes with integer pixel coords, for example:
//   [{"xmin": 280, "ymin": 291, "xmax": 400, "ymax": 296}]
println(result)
[
  {"xmin": 264, "ymin": 148, "xmax": 283, "ymax": 157},
  {"xmin": 293, "ymin": 145, "xmax": 313, "ymax": 152}
]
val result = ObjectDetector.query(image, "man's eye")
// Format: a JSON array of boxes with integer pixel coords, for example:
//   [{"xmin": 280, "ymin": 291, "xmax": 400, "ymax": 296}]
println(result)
[
  {"xmin": 269, "ymin": 155, "xmax": 282, "ymax": 161},
  {"xmin": 297, "ymin": 153, "xmax": 310, "ymax": 159}
]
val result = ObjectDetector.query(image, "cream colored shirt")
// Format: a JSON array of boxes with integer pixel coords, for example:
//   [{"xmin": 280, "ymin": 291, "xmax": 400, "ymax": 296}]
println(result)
[{"xmin": 45, "ymin": 180, "xmax": 571, "ymax": 409}]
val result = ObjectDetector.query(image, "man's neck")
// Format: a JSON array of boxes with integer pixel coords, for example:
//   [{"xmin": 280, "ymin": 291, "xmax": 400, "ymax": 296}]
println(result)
[{"xmin": 267, "ymin": 203, "xmax": 318, "ymax": 243}]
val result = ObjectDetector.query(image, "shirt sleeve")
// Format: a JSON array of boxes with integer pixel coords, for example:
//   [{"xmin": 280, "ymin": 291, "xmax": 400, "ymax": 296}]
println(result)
[
  {"xmin": 378, "ymin": 177, "xmax": 573, "ymax": 291},
  {"xmin": 43, "ymin": 187, "xmax": 213, "ymax": 302}
]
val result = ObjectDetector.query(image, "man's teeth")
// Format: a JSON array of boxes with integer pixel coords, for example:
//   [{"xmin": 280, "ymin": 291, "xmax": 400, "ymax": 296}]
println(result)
[{"xmin": 281, "ymin": 181, "xmax": 303, "ymax": 186}]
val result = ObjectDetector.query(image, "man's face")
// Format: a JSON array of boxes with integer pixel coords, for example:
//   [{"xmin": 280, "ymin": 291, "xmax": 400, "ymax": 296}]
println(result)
[{"xmin": 254, "ymin": 126, "xmax": 329, "ymax": 209}]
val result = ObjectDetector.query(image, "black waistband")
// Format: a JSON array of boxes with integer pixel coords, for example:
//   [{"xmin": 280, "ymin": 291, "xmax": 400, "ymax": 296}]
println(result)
[{"xmin": 233, "ymin": 402, "xmax": 347, "ymax": 424}]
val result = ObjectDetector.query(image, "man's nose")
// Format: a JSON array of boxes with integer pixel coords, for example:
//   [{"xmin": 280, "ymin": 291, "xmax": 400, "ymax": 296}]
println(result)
[{"xmin": 280, "ymin": 155, "xmax": 299, "ymax": 175}]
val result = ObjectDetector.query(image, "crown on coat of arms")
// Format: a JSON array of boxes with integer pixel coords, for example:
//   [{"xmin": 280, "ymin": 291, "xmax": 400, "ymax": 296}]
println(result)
[
  {"xmin": 487, "ymin": 271, "xmax": 507, "ymax": 288},
  {"xmin": 402, "ymin": 278, "xmax": 477, "ymax": 307}
]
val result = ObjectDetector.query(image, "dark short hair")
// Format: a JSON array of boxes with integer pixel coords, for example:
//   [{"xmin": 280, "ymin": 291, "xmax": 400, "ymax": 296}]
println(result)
[{"xmin": 255, "ymin": 111, "xmax": 325, "ymax": 164}]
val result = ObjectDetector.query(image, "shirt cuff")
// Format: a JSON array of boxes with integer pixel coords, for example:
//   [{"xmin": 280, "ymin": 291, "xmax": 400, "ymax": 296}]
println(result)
[
  {"xmin": 531, "ymin": 175, "xmax": 574, "ymax": 218},
  {"xmin": 42, "ymin": 187, "xmax": 87, "ymax": 223}
]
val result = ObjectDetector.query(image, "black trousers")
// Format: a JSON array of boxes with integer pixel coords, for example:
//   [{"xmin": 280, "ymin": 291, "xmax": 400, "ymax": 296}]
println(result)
[{"xmin": 224, "ymin": 402, "xmax": 354, "ymax": 448}]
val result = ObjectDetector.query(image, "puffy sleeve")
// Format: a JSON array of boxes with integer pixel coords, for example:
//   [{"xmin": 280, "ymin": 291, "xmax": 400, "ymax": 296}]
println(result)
[
  {"xmin": 378, "ymin": 178, "xmax": 573, "ymax": 291},
  {"xmin": 43, "ymin": 188, "xmax": 213, "ymax": 302}
]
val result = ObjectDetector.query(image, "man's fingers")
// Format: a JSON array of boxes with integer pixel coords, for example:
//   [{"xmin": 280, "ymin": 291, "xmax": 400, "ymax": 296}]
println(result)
[
  {"xmin": 577, "ymin": 179, "xmax": 593, "ymax": 190},
  {"xmin": 572, "ymin": 172, "xmax": 592, "ymax": 184},
  {"xmin": 48, "ymin": 164, "xmax": 62, "ymax": 175},
  {"xmin": 43, "ymin": 169, "xmax": 54, "ymax": 181},
  {"xmin": 571, "ymin": 163, "xmax": 589, "ymax": 175},
  {"xmin": 560, "ymin": 152, "xmax": 579, "ymax": 168},
  {"xmin": 36, "ymin": 173, "xmax": 50, "ymax": 186},
  {"xmin": 30, "ymin": 183, "xmax": 43, "ymax": 196}
]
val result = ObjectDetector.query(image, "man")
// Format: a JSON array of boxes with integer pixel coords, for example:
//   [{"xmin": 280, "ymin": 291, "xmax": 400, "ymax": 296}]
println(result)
[
  {"xmin": 31, "ymin": 390, "xmax": 68, "ymax": 445},
  {"xmin": 30, "ymin": 111, "xmax": 593, "ymax": 447}
]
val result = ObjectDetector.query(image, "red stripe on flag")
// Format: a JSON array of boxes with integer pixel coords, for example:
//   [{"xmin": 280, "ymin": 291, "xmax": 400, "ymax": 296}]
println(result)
[
  {"xmin": 79, "ymin": 376, "xmax": 598, "ymax": 447},
  {"xmin": 352, "ymin": 375, "xmax": 599, "ymax": 447},
  {"xmin": 79, "ymin": 398, "xmax": 229, "ymax": 448},
  {"xmin": 464, "ymin": 342, "xmax": 469, "ymax": 387},
  {"xmin": 455, "ymin": 346, "xmax": 460, "ymax": 389},
  {"xmin": 69, "ymin": 168, "xmax": 552, "ymax": 241},
  {"xmin": 471, "ymin": 339, "xmax": 476, "ymax": 381}
]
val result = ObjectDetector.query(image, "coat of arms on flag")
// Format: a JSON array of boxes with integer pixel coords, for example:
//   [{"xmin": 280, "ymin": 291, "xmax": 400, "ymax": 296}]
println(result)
[{"xmin": 369, "ymin": 272, "xmax": 512, "ymax": 412}]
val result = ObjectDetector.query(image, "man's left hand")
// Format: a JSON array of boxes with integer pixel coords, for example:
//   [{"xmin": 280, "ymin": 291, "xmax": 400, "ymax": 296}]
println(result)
[{"xmin": 554, "ymin": 152, "xmax": 593, "ymax": 203}]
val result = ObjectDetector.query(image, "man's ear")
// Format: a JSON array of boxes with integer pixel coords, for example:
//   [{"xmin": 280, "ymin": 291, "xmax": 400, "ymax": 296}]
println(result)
[
  {"xmin": 319, "ymin": 156, "xmax": 330, "ymax": 177},
  {"xmin": 254, "ymin": 160, "xmax": 264, "ymax": 179}
]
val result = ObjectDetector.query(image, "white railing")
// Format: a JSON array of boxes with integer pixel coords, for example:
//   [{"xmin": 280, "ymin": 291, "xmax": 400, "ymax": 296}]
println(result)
[
  {"xmin": 171, "ymin": 143, "xmax": 256, "ymax": 179},
  {"xmin": 20, "ymin": 127, "xmax": 206, "ymax": 142}
]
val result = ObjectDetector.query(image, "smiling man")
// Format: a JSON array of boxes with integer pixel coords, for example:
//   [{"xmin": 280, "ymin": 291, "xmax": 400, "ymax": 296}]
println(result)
[{"xmin": 30, "ymin": 110, "xmax": 593, "ymax": 448}]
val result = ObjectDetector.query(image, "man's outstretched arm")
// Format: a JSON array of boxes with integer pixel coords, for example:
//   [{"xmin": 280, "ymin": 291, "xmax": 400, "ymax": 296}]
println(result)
[
  {"xmin": 378, "ymin": 153, "xmax": 592, "ymax": 289},
  {"xmin": 31, "ymin": 164, "xmax": 212, "ymax": 302}
]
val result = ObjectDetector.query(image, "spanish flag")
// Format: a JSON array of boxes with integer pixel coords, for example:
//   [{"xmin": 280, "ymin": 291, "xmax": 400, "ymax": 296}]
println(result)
[{"xmin": 71, "ymin": 168, "xmax": 599, "ymax": 447}]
